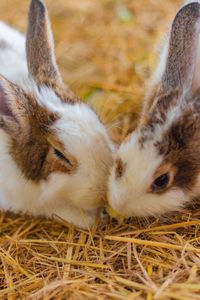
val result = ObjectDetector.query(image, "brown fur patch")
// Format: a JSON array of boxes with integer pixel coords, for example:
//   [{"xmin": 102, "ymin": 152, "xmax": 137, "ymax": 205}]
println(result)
[
  {"xmin": 154, "ymin": 102, "xmax": 200, "ymax": 192},
  {"xmin": 140, "ymin": 88, "xmax": 181, "ymax": 131},
  {"xmin": 115, "ymin": 157, "xmax": 126, "ymax": 179},
  {"xmin": 139, "ymin": 90, "xmax": 200, "ymax": 197},
  {"xmin": 53, "ymin": 84, "xmax": 80, "ymax": 104},
  {"xmin": 0, "ymin": 78, "xmax": 78, "ymax": 181},
  {"xmin": 138, "ymin": 135, "xmax": 147, "ymax": 149},
  {"xmin": 9, "ymin": 98, "xmax": 78, "ymax": 181}
]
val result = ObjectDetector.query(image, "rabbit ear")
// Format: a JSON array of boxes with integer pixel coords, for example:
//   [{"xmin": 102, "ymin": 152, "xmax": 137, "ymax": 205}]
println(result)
[
  {"xmin": 160, "ymin": 2, "xmax": 200, "ymax": 92},
  {"xmin": 26, "ymin": 0, "xmax": 62, "ymax": 87},
  {"xmin": 0, "ymin": 75, "xmax": 27, "ymax": 134}
]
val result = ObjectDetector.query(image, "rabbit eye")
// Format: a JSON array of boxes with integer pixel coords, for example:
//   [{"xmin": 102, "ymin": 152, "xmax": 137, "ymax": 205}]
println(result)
[
  {"xmin": 151, "ymin": 172, "xmax": 169, "ymax": 192},
  {"xmin": 53, "ymin": 148, "xmax": 73, "ymax": 166}
]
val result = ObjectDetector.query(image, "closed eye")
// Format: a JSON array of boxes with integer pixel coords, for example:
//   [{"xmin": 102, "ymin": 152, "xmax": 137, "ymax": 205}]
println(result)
[{"xmin": 53, "ymin": 148, "xmax": 73, "ymax": 166}]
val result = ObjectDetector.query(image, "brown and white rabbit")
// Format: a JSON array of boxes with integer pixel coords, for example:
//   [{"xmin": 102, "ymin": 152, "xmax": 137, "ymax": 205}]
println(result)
[
  {"xmin": 0, "ymin": 0, "xmax": 113, "ymax": 228},
  {"xmin": 108, "ymin": 2, "xmax": 200, "ymax": 217}
]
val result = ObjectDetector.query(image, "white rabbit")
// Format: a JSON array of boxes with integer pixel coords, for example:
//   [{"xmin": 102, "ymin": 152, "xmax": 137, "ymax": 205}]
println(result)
[
  {"xmin": 0, "ymin": 0, "xmax": 113, "ymax": 228},
  {"xmin": 108, "ymin": 2, "xmax": 200, "ymax": 218}
]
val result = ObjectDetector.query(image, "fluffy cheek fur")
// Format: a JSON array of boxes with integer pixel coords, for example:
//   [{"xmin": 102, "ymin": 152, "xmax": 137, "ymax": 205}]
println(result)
[{"xmin": 40, "ymin": 171, "xmax": 103, "ymax": 210}]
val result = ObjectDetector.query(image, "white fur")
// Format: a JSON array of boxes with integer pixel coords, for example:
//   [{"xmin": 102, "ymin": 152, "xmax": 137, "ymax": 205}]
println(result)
[
  {"xmin": 0, "ymin": 22, "xmax": 28, "ymax": 84},
  {"xmin": 0, "ymin": 22, "xmax": 113, "ymax": 228}
]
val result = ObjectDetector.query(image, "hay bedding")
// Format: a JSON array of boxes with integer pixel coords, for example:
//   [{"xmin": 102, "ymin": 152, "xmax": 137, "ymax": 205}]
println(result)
[{"xmin": 0, "ymin": 0, "xmax": 200, "ymax": 299}]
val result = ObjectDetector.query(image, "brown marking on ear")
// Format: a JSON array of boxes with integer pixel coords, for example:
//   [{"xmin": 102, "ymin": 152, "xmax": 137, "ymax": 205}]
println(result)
[
  {"xmin": 26, "ymin": 0, "xmax": 62, "ymax": 87},
  {"xmin": 53, "ymin": 84, "xmax": 81, "ymax": 104}
]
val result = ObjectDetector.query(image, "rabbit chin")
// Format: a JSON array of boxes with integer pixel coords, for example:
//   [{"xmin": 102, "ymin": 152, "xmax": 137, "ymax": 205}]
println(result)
[{"xmin": 108, "ymin": 182, "xmax": 189, "ymax": 218}]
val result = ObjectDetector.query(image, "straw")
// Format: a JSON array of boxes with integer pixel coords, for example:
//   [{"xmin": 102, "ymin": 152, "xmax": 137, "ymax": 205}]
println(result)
[{"xmin": 1, "ymin": 0, "xmax": 200, "ymax": 299}]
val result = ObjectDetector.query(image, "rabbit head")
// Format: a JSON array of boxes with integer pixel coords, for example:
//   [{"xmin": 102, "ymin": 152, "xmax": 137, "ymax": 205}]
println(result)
[{"xmin": 108, "ymin": 2, "xmax": 200, "ymax": 217}]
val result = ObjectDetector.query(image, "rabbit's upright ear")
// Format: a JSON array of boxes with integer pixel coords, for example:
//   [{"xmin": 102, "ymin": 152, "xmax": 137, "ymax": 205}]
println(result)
[
  {"xmin": 26, "ymin": 0, "xmax": 62, "ymax": 87},
  {"xmin": 158, "ymin": 2, "xmax": 200, "ymax": 93}
]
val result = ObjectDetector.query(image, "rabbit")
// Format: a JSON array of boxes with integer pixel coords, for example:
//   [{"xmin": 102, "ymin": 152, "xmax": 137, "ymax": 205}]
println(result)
[
  {"xmin": 0, "ymin": 0, "xmax": 113, "ymax": 229},
  {"xmin": 107, "ymin": 2, "xmax": 200, "ymax": 218}
]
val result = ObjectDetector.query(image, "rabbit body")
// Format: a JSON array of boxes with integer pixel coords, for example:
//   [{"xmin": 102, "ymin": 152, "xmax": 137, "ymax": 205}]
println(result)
[
  {"xmin": 0, "ymin": 1, "xmax": 113, "ymax": 228},
  {"xmin": 108, "ymin": 2, "xmax": 200, "ymax": 218}
]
